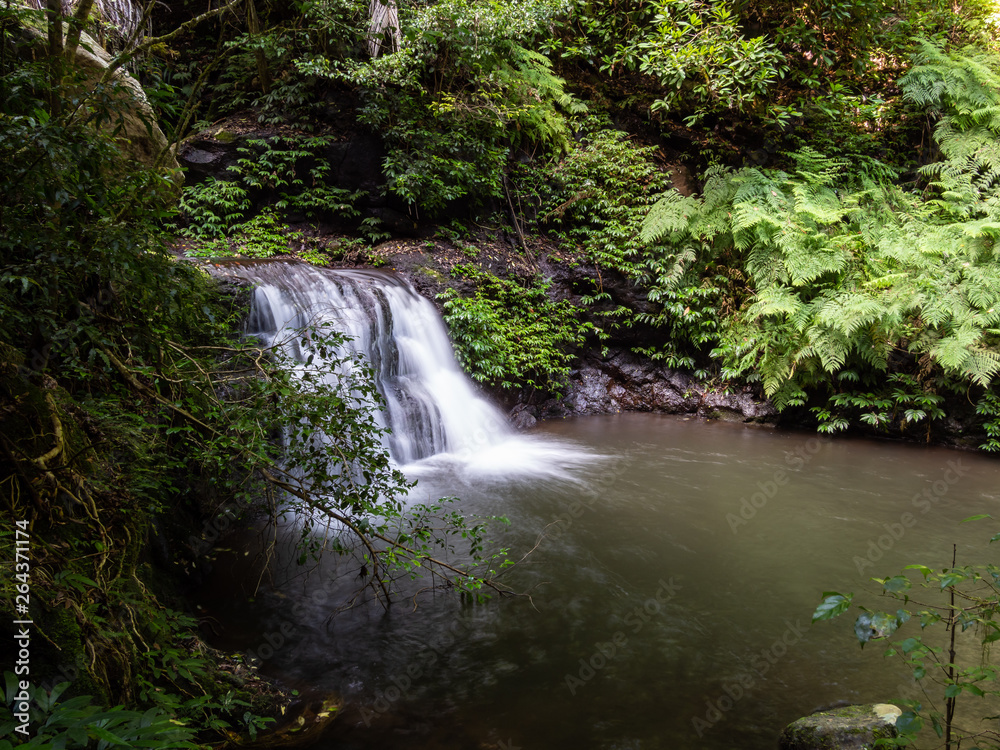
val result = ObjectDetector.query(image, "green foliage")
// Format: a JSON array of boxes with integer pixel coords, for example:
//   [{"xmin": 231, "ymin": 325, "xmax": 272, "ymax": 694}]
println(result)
[
  {"xmin": 538, "ymin": 0, "xmax": 651, "ymax": 72},
  {"xmin": 439, "ymin": 265, "xmax": 598, "ymax": 394},
  {"xmin": 297, "ymin": 0, "xmax": 582, "ymax": 214},
  {"xmin": 811, "ymin": 375, "xmax": 946, "ymax": 436},
  {"xmin": 183, "ymin": 207, "xmax": 304, "ymax": 259},
  {"xmin": 642, "ymin": 129, "xmax": 1000, "ymax": 413},
  {"xmin": 624, "ymin": 0, "xmax": 788, "ymax": 125},
  {"xmin": 0, "ymin": 675, "xmax": 197, "ymax": 750},
  {"xmin": 813, "ymin": 532, "xmax": 1000, "ymax": 748},
  {"xmin": 974, "ymin": 391, "xmax": 1000, "ymax": 451},
  {"xmin": 177, "ymin": 135, "xmax": 363, "ymax": 240},
  {"xmin": 208, "ymin": 0, "xmax": 370, "ymax": 127},
  {"xmin": 533, "ymin": 120, "xmax": 673, "ymax": 274},
  {"xmin": 177, "ymin": 178, "xmax": 252, "ymax": 238},
  {"xmin": 900, "ymin": 41, "xmax": 1000, "ymax": 206}
]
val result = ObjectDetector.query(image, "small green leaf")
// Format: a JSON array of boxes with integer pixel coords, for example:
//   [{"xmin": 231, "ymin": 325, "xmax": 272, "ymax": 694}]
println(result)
[
  {"xmin": 813, "ymin": 592, "xmax": 853, "ymax": 622},
  {"xmin": 883, "ymin": 576, "xmax": 911, "ymax": 594},
  {"xmin": 904, "ymin": 564, "xmax": 933, "ymax": 579},
  {"xmin": 896, "ymin": 712, "xmax": 923, "ymax": 734}
]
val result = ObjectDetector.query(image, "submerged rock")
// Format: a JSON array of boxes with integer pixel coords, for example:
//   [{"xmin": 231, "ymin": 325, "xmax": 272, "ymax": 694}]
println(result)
[{"xmin": 779, "ymin": 703, "xmax": 901, "ymax": 750}]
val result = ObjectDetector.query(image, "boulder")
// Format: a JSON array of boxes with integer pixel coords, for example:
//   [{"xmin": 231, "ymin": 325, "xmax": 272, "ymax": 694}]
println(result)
[
  {"xmin": 70, "ymin": 33, "xmax": 178, "ymax": 170},
  {"xmin": 21, "ymin": 26, "xmax": 179, "ymax": 172},
  {"xmin": 779, "ymin": 703, "xmax": 901, "ymax": 750}
]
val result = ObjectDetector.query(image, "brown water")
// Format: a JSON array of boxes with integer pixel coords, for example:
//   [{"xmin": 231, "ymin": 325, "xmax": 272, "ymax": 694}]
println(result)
[{"xmin": 201, "ymin": 414, "xmax": 1000, "ymax": 749}]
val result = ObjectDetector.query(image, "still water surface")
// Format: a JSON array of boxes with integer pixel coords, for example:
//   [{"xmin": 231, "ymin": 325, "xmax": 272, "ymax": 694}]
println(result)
[{"xmin": 203, "ymin": 414, "xmax": 1000, "ymax": 749}]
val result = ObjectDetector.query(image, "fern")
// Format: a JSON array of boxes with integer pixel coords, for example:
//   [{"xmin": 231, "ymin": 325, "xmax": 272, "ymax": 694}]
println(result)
[
  {"xmin": 634, "ymin": 44, "xmax": 1000, "ymax": 411},
  {"xmin": 640, "ymin": 130, "xmax": 1000, "ymax": 407},
  {"xmin": 499, "ymin": 44, "xmax": 588, "ymax": 151},
  {"xmin": 902, "ymin": 41, "xmax": 1000, "ymax": 205}
]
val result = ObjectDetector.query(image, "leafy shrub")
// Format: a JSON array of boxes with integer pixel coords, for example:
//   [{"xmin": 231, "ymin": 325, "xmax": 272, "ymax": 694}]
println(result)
[
  {"xmin": 532, "ymin": 120, "xmax": 672, "ymax": 275},
  {"xmin": 624, "ymin": 0, "xmax": 788, "ymax": 125},
  {"xmin": 642, "ymin": 138, "xmax": 1000, "ymax": 411},
  {"xmin": 0, "ymin": 675, "xmax": 197, "ymax": 749},
  {"xmin": 297, "ymin": 0, "xmax": 582, "ymax": 214},
  {"xmin": 176, "ymin": 135, "xmax": 362, "ymax": 244},
  {"xmin": 439, "ymin": 265, "xmax": 598, "ymax": 394}
]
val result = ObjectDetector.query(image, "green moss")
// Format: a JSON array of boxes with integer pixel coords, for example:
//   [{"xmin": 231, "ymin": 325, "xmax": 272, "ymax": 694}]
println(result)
[
  {"xmin": 36, "ymin": 605, "xmax": 107, "ymax": 703},
  {"xmin": 415, "ymin": 264, "xmax": 446, "ymax": 283},
  {"xmin": 781, "ymin": 704, "xmax": 899, "ymax": 750}
]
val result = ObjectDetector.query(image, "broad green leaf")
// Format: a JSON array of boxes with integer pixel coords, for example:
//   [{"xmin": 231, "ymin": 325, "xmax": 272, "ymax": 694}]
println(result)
[
  {"xmin": 813, "ymin": 592, "xmax": 853, "ymax": 622},
  {"xmin": 940, "ymin": 572, "xmax": 967, "ymax": 589},
  {"xmin": 895, "ymin": 712, "xmax": 923, "ymax": 734},
  {"xmin": 905, "ymin": 564, "xmax": 933, "ymax": 579},
  {"xmin": 883, "ymin": 576, "xmax": 911, "ymax": 593}
]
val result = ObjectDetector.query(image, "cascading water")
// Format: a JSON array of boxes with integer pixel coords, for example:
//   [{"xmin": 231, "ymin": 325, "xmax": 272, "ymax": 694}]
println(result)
[
  {"xmin": 214, "ymin": 260, "xmax": 587, "ymax": 480},
  {"xmin": 195, "ymin": 263, "xmax": 1000, "ymax": 750}
]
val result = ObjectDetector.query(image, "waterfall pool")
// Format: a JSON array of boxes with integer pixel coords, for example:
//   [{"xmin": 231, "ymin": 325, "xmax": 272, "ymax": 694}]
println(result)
[{"xmin": 200, "ymin": 261, "xmax": 1000, "ymax": 748}]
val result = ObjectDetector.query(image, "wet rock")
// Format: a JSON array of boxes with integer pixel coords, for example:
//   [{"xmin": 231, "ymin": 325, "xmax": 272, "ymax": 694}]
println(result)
[
  {"xmin": 559, "ymin": 365, "xmax": 615, "ymax": 415},
  {"xmin": 538, "ymin": 349, "xmax": 775, "ymax": 422},
  {"xmin": 697, "ymin": 389, "xmax": 777, "ymax": 422},
  {"xmin": 650, "ymin": 377, "xmax": 698, "ymax": 412},
  {"xmin": 779, "ymin": 703, "xmax": 901, "ymax": 750},
  {"xmin": 177, "ymin": 139, "xmax": 235, "ymax": 178},
  {"xmin": 508, "ymin": 403, "xmax": 537, "ymax": 430}
]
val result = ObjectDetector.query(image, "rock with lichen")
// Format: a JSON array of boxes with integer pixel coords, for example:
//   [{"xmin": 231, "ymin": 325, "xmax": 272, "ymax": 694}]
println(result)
[{"xmin": 779, "ymin": 703, "xmax": 901, "ymax": 750}]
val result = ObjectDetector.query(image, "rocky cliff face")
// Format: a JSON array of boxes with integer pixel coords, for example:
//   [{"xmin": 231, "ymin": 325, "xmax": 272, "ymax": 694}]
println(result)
[{"xmin": 509, "ymin": 348, "xmax": 776, "ymax": 429}]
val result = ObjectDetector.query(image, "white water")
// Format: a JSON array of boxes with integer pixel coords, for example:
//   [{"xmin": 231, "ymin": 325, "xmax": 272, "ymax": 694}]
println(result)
[{"xmin": 215, "ymin": 260, "xmax": 593, "ymax": 481}]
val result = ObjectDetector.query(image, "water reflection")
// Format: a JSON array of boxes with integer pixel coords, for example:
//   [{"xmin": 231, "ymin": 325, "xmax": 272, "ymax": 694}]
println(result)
[{"xmin": 199, "ymin": 414, "xmax": 1000, "ymax": 749}]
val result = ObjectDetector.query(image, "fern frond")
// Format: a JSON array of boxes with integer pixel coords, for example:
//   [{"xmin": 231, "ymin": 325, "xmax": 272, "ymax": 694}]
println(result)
[
  {"xmin": 747, "ymin": 285, "xmax": 803, "ymax": 319},
  {"xmin": 641, "ymin": 192, "xmax": 703, "ymax": 244}
]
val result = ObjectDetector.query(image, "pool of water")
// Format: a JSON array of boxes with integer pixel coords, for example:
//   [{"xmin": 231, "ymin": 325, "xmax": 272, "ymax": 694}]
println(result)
[{"xmin": 198, "ymin": 414, "xmax": 1000, "ymax": 749}]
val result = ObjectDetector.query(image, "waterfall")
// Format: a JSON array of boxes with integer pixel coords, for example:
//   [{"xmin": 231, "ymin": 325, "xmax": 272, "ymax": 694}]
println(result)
[{"xmin": 216, "ymin": 260, "xmax": 510, "ymax": 465}]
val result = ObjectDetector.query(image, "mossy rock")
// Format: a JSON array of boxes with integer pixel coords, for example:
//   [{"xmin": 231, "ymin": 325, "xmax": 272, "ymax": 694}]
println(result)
[{"xmin": 779, "ymin": 704, "xmax": 901, "ymax": 750}]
